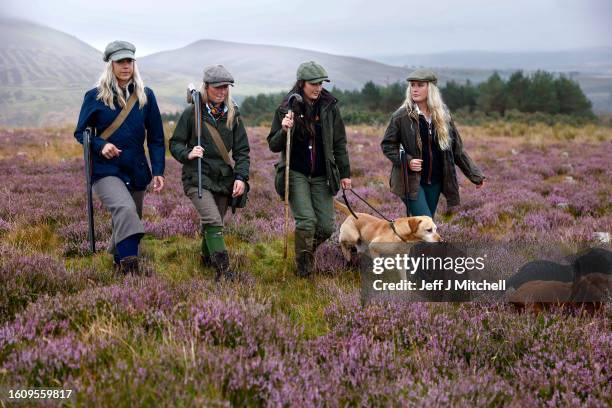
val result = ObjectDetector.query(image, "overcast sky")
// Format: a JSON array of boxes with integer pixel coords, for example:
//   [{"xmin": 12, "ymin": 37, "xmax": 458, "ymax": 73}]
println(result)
[{"xmin": 1, "ymin": 0, "xmax": 611, "ymax": 57}]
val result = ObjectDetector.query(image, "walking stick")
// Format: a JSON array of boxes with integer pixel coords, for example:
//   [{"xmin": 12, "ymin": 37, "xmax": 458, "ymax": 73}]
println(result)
[
  {"xmin": 399, "ymin": 145, "xmax": 411, "ymax": 216},
  {"xmin": 187, "ymin": 84, "xmax": 203, "ymax": 199},
  {"xmin": 283, "ymin": 93, "xmax": 303, "ymax": 277},
  {"xmin": 83, "ymin": 127, "xmax": 96, "ymax": 253}
]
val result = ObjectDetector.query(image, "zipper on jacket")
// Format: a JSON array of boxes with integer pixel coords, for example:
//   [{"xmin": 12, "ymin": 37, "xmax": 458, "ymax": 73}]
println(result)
[
  {"xmin": 309, "ymin": 134, "xmax": 316, "ymax": 174},
  {"xmin": 415, "ymin": 117, "xmax": 422, "ymax": 160}
]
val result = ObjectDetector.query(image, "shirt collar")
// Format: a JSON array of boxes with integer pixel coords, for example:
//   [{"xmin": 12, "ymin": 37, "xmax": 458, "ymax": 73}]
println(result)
[
  {"xmin": 414, "ymin": 104, "xmax": 432, "ymax": 124},
  {"xmin": 206, "ymin": 102, "xmax": 228, "ymax": 114},
  {"xmin": 118, "ymin": 80, "xmax": 134, "ymax": 100}
]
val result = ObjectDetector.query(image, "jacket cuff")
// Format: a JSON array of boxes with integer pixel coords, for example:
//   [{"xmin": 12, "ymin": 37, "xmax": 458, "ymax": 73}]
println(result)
[
  {"xmin": 180, "ymin": 149, "xmax": 191, "ymax": 164},
  {"xmin": 234, "ymin": 174, "xmax": 246, "ymax": 182},
  {"xmin": 339, "ymin": 165, "xmax": 350, "ymax": 179},
  {"xmin": 472, "ymin": 175, "xmax": 485, "ymax": 185},
  {"xmin": 92, "ymin": 138, "xmax": 107, "ymax": 155}
]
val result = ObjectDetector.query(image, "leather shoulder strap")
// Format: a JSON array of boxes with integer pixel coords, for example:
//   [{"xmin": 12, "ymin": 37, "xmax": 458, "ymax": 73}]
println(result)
[
  {"xmin": 100, "ymin": 92, "xmax": 138, "ymax": 140},
  {"xmin": 204, "ymin": 121, "xmax": 233, "ymax": 167}
]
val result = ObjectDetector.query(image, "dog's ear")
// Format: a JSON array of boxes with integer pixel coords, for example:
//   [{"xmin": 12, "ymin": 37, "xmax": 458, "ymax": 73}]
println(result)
[
  {"xmin": 408, "ymin": 218, "xmax": 422, "ymax": 234},
  {"xmin": 571, "ymin": 274, "xmax": 611, "ymax": 302}
]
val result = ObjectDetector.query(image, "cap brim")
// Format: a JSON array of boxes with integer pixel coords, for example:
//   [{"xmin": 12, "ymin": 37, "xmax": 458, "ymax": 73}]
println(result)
[
  {"xmin": 406, "ymin": 78, "xmax": 437, "ymax": 84},
  {"xmin": 109, "ymin": 51, "xmax": 136, "ymax": 62},
  {"xmin": 208, "ymin": 81, "xmax": 234, "ymax": 87},
  {"xmin": 307, "ymin": 78, "xmax": 330, "ymax": 84}
]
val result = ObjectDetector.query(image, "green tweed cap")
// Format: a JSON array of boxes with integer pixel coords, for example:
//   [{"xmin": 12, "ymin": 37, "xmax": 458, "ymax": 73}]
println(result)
[
  {"xmin": 296, "ymin": 61, "xmax": 330, "ymax": 84},
  {"xmin": 103, "ymin": 40, "xmax": 136, "ymax": 62},
  {"xmin": 406, "ymin": 69, "xmax": 438, "ymax": 84},
  {"xmin": 203, "ymin": 64, "xmax": 234, "ymax": 87}
]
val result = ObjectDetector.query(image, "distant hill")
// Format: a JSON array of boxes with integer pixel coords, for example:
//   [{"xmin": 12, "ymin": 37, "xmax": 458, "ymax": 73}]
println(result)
[
  {"xmin": 137, "ymin": 39, "xmax": 411, "ymax": 109},
  {"xmin": 370, "ymin": 48, "xmax": 612, "ymax": 73},
  {"xmin": 370, "ymin": 48, "xmax": 612, "ymax": 114},
  {"xmin": 0, "ymin": 18, "xmax": 182, "ymax": 126},
  {"xmin": 1, "ymin": 19, "xmax": 611, "ymax": 126},
  {"xmin": 0, "ymin": 18, "xmax": 102, "ymax": 126},
  {"xmin": 0, "ymin": 22, "xmax": 412, "ymax": 126}
]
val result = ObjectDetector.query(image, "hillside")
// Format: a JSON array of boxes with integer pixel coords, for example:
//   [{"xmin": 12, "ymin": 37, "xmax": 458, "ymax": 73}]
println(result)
[
  {"xmin": 138, "ymin": 39, "xmax": 411, "ymax": 108},
  {"xmin": 371, "ymin": 48, "xmax": 612, "ymax": 73},
  {"xmin": 0, "ymin": 18, "xmax": 102, "ymax": 126},
  {"xmin": 2, "ymin": 19, "xmax": 611, "ymax": 126},
  {"xmin": 370, "ymin": 48, "xmax": 612, "ymax": 113}
]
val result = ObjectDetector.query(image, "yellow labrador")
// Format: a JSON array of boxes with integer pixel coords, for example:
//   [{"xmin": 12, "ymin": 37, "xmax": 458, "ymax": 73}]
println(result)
[{"xmin": 334, "ymin": 200, "xmax": 442, "ymax": 261}]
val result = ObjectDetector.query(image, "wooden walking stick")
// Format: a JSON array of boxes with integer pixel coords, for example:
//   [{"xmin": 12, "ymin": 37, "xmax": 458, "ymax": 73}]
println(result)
[
  {"xmin": 283, "ymin": 93, "xmax": 303, "ymax": 278},
  {"xmin": 399, "ymin": 145, "xmax": 411, "ymax": 216}
]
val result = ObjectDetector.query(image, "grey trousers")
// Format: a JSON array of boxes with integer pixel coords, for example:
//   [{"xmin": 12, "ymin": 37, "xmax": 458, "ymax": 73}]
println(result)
[
  {"xmin": 186, "ymin": 187, "xmax": 228, "ymax": 227},
  {"xmin": 92, "ymin": 176, "xmax": 145, "ymax": 255}
]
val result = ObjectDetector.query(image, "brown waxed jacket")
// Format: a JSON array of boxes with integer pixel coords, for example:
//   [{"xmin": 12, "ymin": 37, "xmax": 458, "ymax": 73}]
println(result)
[{"xmin": 381, "ymin": 106, "xmax": 485, "ymax": 207}]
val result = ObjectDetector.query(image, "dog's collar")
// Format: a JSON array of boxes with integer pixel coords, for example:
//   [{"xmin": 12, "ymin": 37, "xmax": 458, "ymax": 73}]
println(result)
[{"xmin": 389, "ymin": 221, "xmax": 408, "ymax": 243}]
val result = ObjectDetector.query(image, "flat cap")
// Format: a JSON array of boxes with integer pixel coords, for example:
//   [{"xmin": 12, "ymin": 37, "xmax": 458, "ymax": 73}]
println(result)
[
  {"xmin": 103, "ymin": 40, "xmax": 136, "ymax": 62},
  {"xmin": 203, "ymin": 65, "xmax": 234, "ymax": 87},
  {"xmin": 406, "ymin": 69, "xmax": 438, "ymax": 84},
  {"xmin": 297, "ymin": 61, "xmax": 330, "ymax": 84}
]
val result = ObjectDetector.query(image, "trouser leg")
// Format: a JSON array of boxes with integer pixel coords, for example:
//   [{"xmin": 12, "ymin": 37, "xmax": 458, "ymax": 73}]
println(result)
[
  {"xmin": 309, "ymin": 176, "xmax": 335, "ymax": 253},
  {"xmin": 402, "ymin": 186, "xmax": 432, "ymax": 217},
  {"xmin": 288, "ymin": 171, "xmax": 319, "ymax": 277},
  {"xmin": 421, "ymin": 183, "xmax": 442, "ymax": 218},
  {"xmin": 187, "ymin": 187, "xmax": 232, "ymax": 280},
  {"xmin": 92, "ymin": 176, "xmax": 145, "ymax": 257}
]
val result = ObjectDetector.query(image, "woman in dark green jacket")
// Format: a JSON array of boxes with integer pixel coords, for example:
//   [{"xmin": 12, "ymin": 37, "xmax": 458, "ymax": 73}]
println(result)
[
  {"xmin": 381, "ymin": 69, "xmax": 485, "ymax": 218},
  {"xmin": 268, "ymin": 61, "xmax": 351, "ymax": 278},
  {"xmin": 170, "ymin": 65, "xmax": 250, "ymax": 281}
]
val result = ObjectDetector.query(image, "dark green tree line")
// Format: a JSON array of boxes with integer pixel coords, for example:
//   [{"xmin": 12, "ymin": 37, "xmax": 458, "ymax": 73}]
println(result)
[{"xmin": 162, "ymin": 70, "xmax": 594, "ymax": 125}]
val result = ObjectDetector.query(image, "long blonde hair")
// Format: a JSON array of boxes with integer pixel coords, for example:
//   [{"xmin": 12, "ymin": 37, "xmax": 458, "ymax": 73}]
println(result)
[
  {"xmin": 402, "ymin": 82, "xmax": 451, "ymax": 150},
  {"xmin": 199, "ymin": 83, "xmax": 237, "ymax": 129},
  {"xmin": 96, "ymin": 61, "xmax": 147, "ymax": 109}
]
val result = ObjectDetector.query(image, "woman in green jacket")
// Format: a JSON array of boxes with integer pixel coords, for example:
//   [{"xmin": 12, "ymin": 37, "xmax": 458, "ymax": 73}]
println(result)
[
  {"xmin": 268, "ymin": 61, "xmax": 351, "ymax": 278},
  {"xmin": 170, "ymin": 65, "xmax": 250, "ymax": 281}
]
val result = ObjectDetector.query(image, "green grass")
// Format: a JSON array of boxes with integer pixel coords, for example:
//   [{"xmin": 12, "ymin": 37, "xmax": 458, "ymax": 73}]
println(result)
[
  {"xmin": 2, "ymin": 213, "xmax": 360, "ymax": 340},
  {"xmin": 137, "ymin": 232, "xmax": 359, "ymax": 339}
]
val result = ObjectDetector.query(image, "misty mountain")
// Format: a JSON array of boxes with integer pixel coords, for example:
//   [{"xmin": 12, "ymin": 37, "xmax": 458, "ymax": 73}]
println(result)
[
  {"xmin": 137, "ymin": 39, "xmax": 411, "ymax": 109},
  {"xmin": 0, "ymin": 18, "xmax": 103, "ymax": 126},
  {"xmin": 1, "ymin": 19, "xmax": 611, "ymax": 126},
  {"xmin": 370, "ymin": 48, "xmax": 612, "ymax": 74},
  {"xmin": 370, "ymin": 49, "xmax": 612, "ymax": 113}
]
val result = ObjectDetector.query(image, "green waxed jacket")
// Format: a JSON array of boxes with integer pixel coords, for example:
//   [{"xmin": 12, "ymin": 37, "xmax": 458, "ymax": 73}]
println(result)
[
  {"xmin": 170, "ymin": 104, "xmax": 250, "ymax": 196},
  {"xmin": 267, "ymin": 89, "xmax": 350, "ymax": 197}
]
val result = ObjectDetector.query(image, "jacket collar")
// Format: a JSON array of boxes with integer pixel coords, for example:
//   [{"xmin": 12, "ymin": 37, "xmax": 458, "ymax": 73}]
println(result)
[
  {"xmin": 280, "ymin": 88, "xmax": 337, "ymax": 112},
  {"xmin": 115, "ymin": 81, "xmax": 135, "ymax": 100},
  {"xmin": 414, "ymin": 104, "xmax": 432, "ymax": 124}
]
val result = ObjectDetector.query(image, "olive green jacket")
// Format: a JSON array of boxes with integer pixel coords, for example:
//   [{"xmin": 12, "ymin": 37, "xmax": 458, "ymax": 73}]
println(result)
[
  {"xmin": 267, "ymin": 89, "xmax": 350, "ymax": 197},
  {"xmin": 170, "ymin": 104, "xmax": 250, "ymax": 196},
  {"xmin": 381, "ymin": 106, "xmax": 484, "ymax": 207}
]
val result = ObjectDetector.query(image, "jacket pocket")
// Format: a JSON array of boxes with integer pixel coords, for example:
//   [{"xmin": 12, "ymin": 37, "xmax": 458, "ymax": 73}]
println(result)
[
  {"xmin": 274, "ymin": 160, "xmax": 286, "ymax": 198},
  {"xmin": 217, "ymin": 164, "xmax": 234, "ymax": 194},
  {"xmin": 328, "ymin": 161, "xmax": 341, "ymax": 195},
  {"xmin": 390, "ymin": 164, "xmax": 399, "ymax": 192},
  {"xmin": 132, "ymin": 160, "xmax": 152, "ymax": 190}
]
